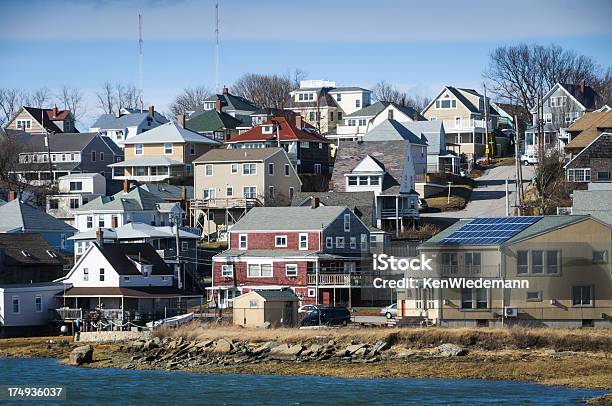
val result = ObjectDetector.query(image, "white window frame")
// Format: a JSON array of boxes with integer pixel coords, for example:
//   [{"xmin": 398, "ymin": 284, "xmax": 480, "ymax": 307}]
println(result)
[
  {"xmin": 243, "ymin": 186, "xmax": 257, "ymax": 199},
  {"xmin": 35, "ymin": 295, "xmax": 43, "ymax": 312},
  {"xmin": 221, "ymin": 264, "xmax": 234, "ymax": 278},
  {"xmin": 247, "ymin": 263, "xmax": 273, "ymax": 278},
  {"xmin": 567, "ymin": 168, "xmax": 591, "ymax": 182},
  {"xmin": 204, "ymin": 164, "xmax": 213, "ymax": 176},
  {"xmin": 314, "ymin": 163, "xmax": 322, "ymax": 174},
  {"xmin": 243, "ymin": 163, "xmax": 256, "ymax": 175},
  {"xmin": 226, "ymin": 186, "xmax": 233, "ymax": 197},
  {"xmin": 285, "ymin": 264, "xmax": 298, "ymax": 277},
  {"xmin": 360, "ymin": 234, "xmax": 368, "ymax": 251},
  {"xmin": 275, "ymin": 235, "xmax": 288, "ymax": 247},
  {"xmin": 326, "ymin": 237, "xmax": 333, "ymax": 249},
  {"xmin": 231, "ymin": 163, "xmax": 238, "ymax": 174},
  {"xmin": 181, "ymin": 241, "xmax": 189, "ymax": 251},
  {"xmin": 268, "ymin": 162, "xmax": 274, "ymax": 175},
  {"xmin": 12, "ymin": 296, "xmax": 20, "ymax": 314},
  {"xmin": 343, "ymin": 213, "xmax": 351, "ymax": 232},
  {"xmin": 350, "ymin": 237, "xmax": 357, "ymax": 249},
  {"xmin": 83, "ymin": 267, "xmax": 89, "ymax": 281},
  {"xmin": 269, "ymin": 186, "xmax": 275, "ymax": 199},
  {"xmin": 307, "ymin": 288, "xmax": 316, "ymax": 297},
  {"xmin": 135, "ymin": 144, "xmax": 144, "ymax": 155},
  {"xmin": 238, "ymin": 234, "xmax": 248, "ymax": 250},
  {"xmin": 299, "ymin": 233, "xmax": 308, "ymax": 250},
  {"xmin": 99, "ymin": 268, "xmax": 105, "ymax": 282},
  {"xmin": 336, "ymin": 237, "xmax": 345, "ymax": 248}
]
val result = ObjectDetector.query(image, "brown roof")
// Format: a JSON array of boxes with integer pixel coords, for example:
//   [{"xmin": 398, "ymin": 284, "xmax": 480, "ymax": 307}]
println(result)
[
  {"xmin": 225, "ymin": 116, "xmax": 329, "ymax": 144},
  {"xmin": 22, "ymin": 106, "xmax": 75, "ymax": 133},
  {"xmin": 193, "ymin": 147, "xmax": 284, "ymax": 163},
  {"xmin": 62, "ymin": 286, "xmax": 193, "ymax": 298},
  {"xmin": 565, "ymin": 111, "xmax": 612, "ymax": 150}
]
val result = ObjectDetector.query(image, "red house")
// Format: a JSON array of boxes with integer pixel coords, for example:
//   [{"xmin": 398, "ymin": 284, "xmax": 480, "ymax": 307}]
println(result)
[{"xmin": 211, "ymin": 201, "xmax": 370, "ymax": 308}]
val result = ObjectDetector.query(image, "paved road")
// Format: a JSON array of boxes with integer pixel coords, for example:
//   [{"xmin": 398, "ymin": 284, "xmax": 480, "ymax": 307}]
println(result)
[{"xmin": 421, "ymin": 164, "xmax": 535, "ymax": 219}]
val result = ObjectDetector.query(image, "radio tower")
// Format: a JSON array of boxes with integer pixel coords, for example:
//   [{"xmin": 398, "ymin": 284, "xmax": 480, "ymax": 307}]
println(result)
[
  {"xmin": 215, "ymin": 1, "xmax": 219, "ymax": 92},
  {"xmin": 138, "ymin": 13, "xmax": 144, "ymax": 111}
]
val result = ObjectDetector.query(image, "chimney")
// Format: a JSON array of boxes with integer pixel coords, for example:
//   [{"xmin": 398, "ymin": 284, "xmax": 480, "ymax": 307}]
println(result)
[
  {"xmin": 96, "ymin": 228, "xmax": 104, "ymax": 246},
  {"xmin": 123, "ymin": 179, "xmax": 129, "ymax": 193},
  {"xmin": 400, "ymin": 97, "xmax": 405, "ymax": 107},
  {"xmin": 215, "ymin": 99, "xmax": 222, "ymax": 112},
  {"xmin": 413, "ymin": 112, "xmax": 419, "ymax": 121},
  {"xmin": 148, "ymin": 105, "xmax": 154, "ymax": 118},
  {"xmin": 388, "ymin": 109, "xmax": 394, "ymax": 120},
  {"xmin": 310, "ymin": 195, "xmax": 320, "ymax": 209},
  {"xmin": 8, "ymin": 191, "xmax": 16, "ymax": 201},
  {"xmin": 222, "ymin": 86, "xmax": 229, "ymax": 95},
  {"xmin": 52, "ymin": 105, "xmax": 58, "ymax": 118},
  {"xmin": 579, "ymin": 79, "xmax": 585, "ymax": 94},
  {"xmin": 295, "ymin": 115, "xmax": 303, "ymax": 129},
  {"xmin": 176, "ymin": 113, "xmax": 185, "ymax": 128}
]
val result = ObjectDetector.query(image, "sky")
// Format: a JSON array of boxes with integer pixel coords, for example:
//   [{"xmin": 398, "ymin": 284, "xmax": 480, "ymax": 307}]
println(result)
[{"xmin": 1, "ymin": 0, "xmax": 611, "ymax": 129}]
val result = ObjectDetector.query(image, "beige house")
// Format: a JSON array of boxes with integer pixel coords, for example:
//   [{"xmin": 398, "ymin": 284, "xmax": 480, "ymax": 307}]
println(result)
[
  {"xmin": 232, "ymin": 290, "xmax": 299, "ymax": 328},
  {"xmin": 398, "ymin": 215, "xmax": 611, "ymax": 328},
  {"xmin": 5, "ymin": 106, "xmax": 77, "ymax": 134},
  {"xmin": 421, "ymin": 87, "xmax": 500, "ymax": 160},
  {"xmin": 191, "ymin": 147, "xmax": 302, "ymax": 237},
  {"xmin": 109, "ymin": 122, "xmax": 221, "ymax": 182}
]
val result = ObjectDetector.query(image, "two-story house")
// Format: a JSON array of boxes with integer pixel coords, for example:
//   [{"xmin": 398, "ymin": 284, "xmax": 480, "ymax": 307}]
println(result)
[
  {"xmin": 89, "ymin": 106, "xmax": 168, "ymax": 148},
  {"xmin": 46, "ymin": 173, "xmax": 107, "ymax": 226},
  {"xmin": 187, "ymin": 87, "xmax": 258, "ymax": 128},
  {"xmin": 564, "ymin": 132, "xmax": 612, "ymax": 192},
  {"xmin": 224, "ymin": 115, "xmax": 332, "ymax": 175},
  {"xmin": 285, "ymin": 80, "xmax": 372, "ymax": 134},
  {"xmin": 108, "ymin": 121, "xmax": 221, "ymax": 182},
  {"xmin": 5, "ymin": 106, "xmax": 77, "ymax": 134},
  {"xmin": 422, "ymin": 86, "xmax": 500, "ymax": 160},
  {"xmin": 210, "ymin": 204, "xmax": 370, "ymax": 308},
  {"xmin": 181, "ymin": 101, "xmax": 244, "ymax": 142},
  {"xmin": 331, "ymin": 140, "xmax": 421, "ymax": 235},
  {"xmin": 191, "ymin": 148, "xmax": 302, "ymax": 238},
  {"xmin": 8, "ymin": 130, "xmax": 123, "ymax": 185},
  {"xmin": 399, "ymin": 215, "xmax": 612, "ymax": 328}
]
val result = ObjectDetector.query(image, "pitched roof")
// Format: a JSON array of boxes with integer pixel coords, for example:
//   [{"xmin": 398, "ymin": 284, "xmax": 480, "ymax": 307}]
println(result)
[
  {"xmin": 401, "ymin": 120, "xmax": 445, "ymax": 154},
  {"xmin": 123, "ymin": 122, "xmax": 221, "ymax": 145},
  {"xmin": 140, "ymin": 184, "xmax": 193, "ymax": 201},
  {"xmin": 193, "ymin": 147, "xmax": 284, "ymax": 163},
  {"xmin": 0, "ymin": 199, "xmax": 77, "ymax": 233},
  {"xmin": 200, "ymin": 91, "xmax": 258, "ymax": 113},
  {"xmin": 560, "ymin": 83, "xmax": 600, "ymax": 110},
  {"xmin": 22, "ymin": 106, "xmax": 75, "ymax": 133},
  {"xmin": 9, "ymin": 130, "xmax": 98, "ymax": 152},
  {"xmin": 285, "ymin": 89, "xmax": 339, "ymax": 109},
  {"xmin": 0, "ymin": 233, "xmax": 64, "ymax": 267},
  {"xmin": 572, "ymin": 190, "xmax": 612, "ymax": 225},
  {"xmin": 229, "ymin": 206, "xmax": 348, "ymax": 231},
  {"xmin": 225, "ymin": 116, "xmax": 329, "ymax": 144},
  {"xmin": 69, "ymin": 223, "xmax": 199, "ymax": 241},
  {"xmin": 62, "ymin": 286, "xmax": 189, "ymax": 297},
  {"xmin": 565, "ymin": 111, "xmax": 612, "ymax": 150},
  {"xmin": 252, "ymin": 289, "xmax": 299, "ymax": 301},
  {"xmin": 346, "ymin": 101, "xmax": 425, "ymax": 120},
  {"xmin": 185, "ymin": 109, "xmax": 243, "ymax": 133},
  {"xmin": 94, "ymin": 242, "xmax": 173, "ymax": 276},
  {"xmin": 75, "ymin": 186, "xmax": 175, "ymax": 213},
  {"xmin": 362, "ymin": 119, "xmax": 428, "ymax": 145},
  {"xmin": 108, "ymin": 155, "xmax": 184, "ymax": 168},
  {"xmin": 90, "ymin": 110, "xmax": 168, "ymax": 129}
]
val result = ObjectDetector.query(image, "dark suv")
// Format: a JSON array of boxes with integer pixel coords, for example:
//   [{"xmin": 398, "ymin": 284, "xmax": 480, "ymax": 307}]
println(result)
[{"xmin": 300, "ymin": 307, "xmax": 351, "ymax": 327}]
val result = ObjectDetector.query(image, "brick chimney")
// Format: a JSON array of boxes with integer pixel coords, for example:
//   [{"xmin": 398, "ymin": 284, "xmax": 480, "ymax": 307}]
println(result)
[
  {"xmin": 96, "ymin": 227, "xmax": 104, "ymax": 246},
  {"xmin": 52, "ymin": 105, "xmax": 59, "ymax": 118},
  {"xmin": 222, "ymin": 86, "xmax": 229, "ymax": 95},
  {"xmin": 579, "ymin": 79, "xmax": 585, "ymax": 94},
  {"xmin": 8, "ymin": 191, "xmax": 16, "ymax": 201},
  {"xmin": 388, "ymin": 109, "xmax": 394, "ymax": 120},
  {"xmin": 413, "ymin": 112, "xmax": 419, "ymax": 121},
  {"xmin": 148, "ymin": 105, "xmax": 154, "ymax": 118},
  {"xmin": 310, "ymin": 195, "xmax": 320, "ymax": 209},
  {"xmin": 400, "ymin": 97, "xmax": 406, "ymax": 107},
  {"xmin": 215, "ymin": 99, "xmax": 222, "ymax": 112},
  {"xmin": 176, "ymin": 113, "xmax": 185, "ymax": 128},
  {"xmin": 123, "ymin": 179, "xmax": 129, "ymax": 193},
  {"xmin": 295, "ymin": 115, "xmax": 303, "ymax": 129}
]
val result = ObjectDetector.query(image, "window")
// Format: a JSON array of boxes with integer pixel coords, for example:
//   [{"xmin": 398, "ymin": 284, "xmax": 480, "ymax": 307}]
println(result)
[
  {"xmin": 123, "ymin": 276, "xmax": 130, "ymax": 282},
  {"xmin": 16, "ymin": 119, "xmax": 31, "ymax": 129},
  {"xmin": 309, "ymin": 112, "xmax": 316, "ymax": 121},
  {"xmin": 326, "ymin": 237, "xmax": 333, "ymax": 249},
  {"xmin": 531, "ymin": 250, "xmax": 543, "ymax": 274},
  {"xmin": 359, "ymin": 176, "xmax": 368, "ymax": 186},
  {"xmin": 204, "ymin": 164, "xmax": 213, "ymax": 176},
  {"xmin": 247, "ymin": 263, "xmax": 273, "ymax": 277},
  {"xmin": 12, "ymin": 296, "xmax": 20, "ymax": 313},
  {"xmin": 268, "ymin": 163, "xmax": 274, "ymax": 175},
  {"xmin": 546, "ymin": 250, "xmax": 559, "ymax": 274},
  {"xmin": 597, "ymin": 171, "xmax": 610, "ymax": 181},
  {"xmin": 358, "ymin": 119, "xmax": 366, "ymax": 126},
  {"xmin": 231, "ymin": 164, "xmax": 238, "ymax": 174},
  {"xmin": 461, "ymin": 288, "xmax": 487, "ymax": 309},
  {"xmin": 99, "ymin": 268, "xmax": 105, "ymax": 282},
  {"xmin": 299, "ymin": 233, "xmax": 308, "ymax": 250},
  {"xmin": 350, "ymin": 237, "xmax": 357, "ymax": 249},
  {"xmin": 567, "ymin": 168, "xmax": 591, "ymax": 182},
  {"xmin": 284, "ymin": 164, "xmax": 290, "ymax": 176},
  {"xmin": 356, "ymin": 99, "xmax": 361, "ymax": 108},
  {"xmin": 565, "ymin": 111, "xmax": 581, "ymax": 123},
  {"xmin": 243, "ymin": 163, "xmax": 256, "ymax": 175},
  {"xmin": 262, "ymin": 125, "xmax": 273, "ymax": 134},
  {"xmin": 301, "ymin": 141, "xmax": 310, "ymax": 149},
  {"xmin": 572, "ymin": 286, "xmax": 592, "ymax": 306},
  {"xmin": 69, "ymin": 198, "xmax": 79, "ymax": 209},
  {"xmin": 348, "ymin": 176, "xmax": 357, "ymax": 186},
  {"xmin": 239, "ymin": 234, "xmax": 248, "ymax": 250},
  {"xmin": 544, "ymin": 113, "xmax": 552, "ymax": 123},
  {"xmin": 330, "ymin": 112, "xmax": 334, "ymax": 122},
  {"xmin": 86, "ymin": 216, "xmax": 93, "ymax": 229},
  {"xmin": 49, "ymin": 199, "xmax": 59, "ymax": 210},
  {"xmin": 98, "ymin": 216, "xmax": 105, "ymax": 228},
  {"xmin": 249, "ymin": 299, "xmax": 258, "ymax": 308},
  {"xmin": 526, "ymin": 291, "xmax": 542, "ymax": 301},
  {"xmin": 344, "ymin": 213, "xmax": 351, "ymax": 232},
  {"xmin": 550, "ymin": 96, "xmax": 567, "ymax": 107},
  {"xmin": 370, "ymin": 176, "xmax": 379, "ymax": 185},
  {"xmin": 100, "ymin": 152, "xmax": 104, "ymax": 161},
  {"xmin": 69, "ymin": 181, "xmax": 82, "ymax": 191},
  {"xmin": 593, "ymin": 250, "xmax": 608, "ymax": 264},
  {"xmin": 181, "ymin": 241, "xmax": 189, "ymax": 251},
  {"xmin": 336, "ymin": 93, "xmax": 342, "ymax": 101},
  {"xmin": 91, "ymin": 151, "xmax": 96, "ymax": 161},
  {"xmin": 442, "ymin": 252, "xmax": 458, "ymax": 274},
  {"xmin": 221, "ymin": 265, "xmax": 234, "ymax": 277},
  {"xmin": 461, "ymin": 288, "xmax": 472, "ymax": 309},
  {"xmin": 435, "ymin": 98, "xmax": 457, "ymax": 109},
  {"xmin": 161, "ymin": 142, "xmax": 172, "ymax": 155},
  {"xmin": 360, "ymin": 234, "xmax": 368, "ymax": 251},
  {"xmin": 455, "ymin": 117, "xmax": 462, "ymax": 128},
  {"xmin": 464, "ymin": 252, "xmax": 481, "ymax": 274},
  {"xmin": 226, "ymin": 186, "xmax": 233, "ymax": 197},
  {"xmin": 243, "ymin": 186, "xmax": 257, "ymax": 199},
  {"xmin": 308, "ymin": 288, "xmax": 316, "ymax": 297},
  {"xmin": 289, "ymin": 187, "xmax": 294, "ymax": 200},
  {"xmin": 275, "ymin": 235, "xmax": 287, "ymax": 247},
  {"xmin": 203, "ymin": 188, "xmax": 216, "ymax": 199},
  {"xmin": 475, "ymin": 288, "xmax": 487, "ymax": 309},
  {"xmin": 286, "ymin": 264, "xmax": 298, "ymax": 277},
  {"xmin": 337, "ymin": 112, "xmax": 342, "ymax": 121},
  {"xmin": 314, "ymin": 163, "xmax": 322, "ymax": 174},
  {"xmin": 83, "ymin": 268, "xmax": 89, "ymax": 281},
  {"xmin": 35, "ymin": 295, "xmax": 42, "ymax": 312},
  {"xmin": 336, "ymin": 237, "xmax": 345, "ymax": 248},
  {"xmin": 135, "ymin": 144, "xmax": 143, "ymax": 155},
  {"xmin": 517, "ymin": 251, "xmax": 528, "ymax": 274}
]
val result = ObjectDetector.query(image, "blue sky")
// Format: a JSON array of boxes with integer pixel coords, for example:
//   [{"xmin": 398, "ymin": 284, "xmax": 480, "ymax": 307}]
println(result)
[{"xmin": 1, "ymin": 0, "xmax": 611, "ymax": 129}]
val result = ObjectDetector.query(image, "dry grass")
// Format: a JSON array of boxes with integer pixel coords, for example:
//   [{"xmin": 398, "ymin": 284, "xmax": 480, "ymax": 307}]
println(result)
[
  {"xmin": 398, "ymin": 223, "xmax": 441, "ymax": 240},
  {"xmin": 426, "ymin": 184, "xmax": 473, "ymax": 211}
]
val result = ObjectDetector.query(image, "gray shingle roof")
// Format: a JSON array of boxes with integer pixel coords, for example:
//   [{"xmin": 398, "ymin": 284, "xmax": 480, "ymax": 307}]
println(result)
[
  {"xmin": 69, "ymin": 223, "xmax": 199, "ymax": 241},
  {"xmin": 95, "ymin": 242, "xmax": 173, "ymax": 276},
  {"xmin": 124, "ymin": 122, "xmax": 221, "ymax": 145},
  {"xmin": 10, "ymin": 131, "xmax": 98, "ymax": 152},
  {"xmin": 108, "ymin": 156, "xmax": 183, "ymax": 168},
  {"xmin": 572, "ymin": 190, "xmax": 612, "ymax": 225},
  {"xmin": 91, "ymin": 111, "xmax": 168, "ymax": 129},
  {"xmin": 75, "ymin": 186, "xmax": 172, "ymax": 213},
  {"xmin": 0, "ymin": 199, "xmax": 77, "ymax": 233},
  {"xmin": 253, "ymin": 289, "xmax": 299, "ymax": 301},
  {"xmin": 200, "ymin": 93, "xmax": 258, "ymax": 113},
  {"xmin": 0, "ymin": 233, "xmax": 64, "ymax": 267},
  {"xmin": 229, "ymin": 206, "xmax": 347, "ymax": 231},
  {"xmin": 140, "ymin": 184, "xmax": 193, "ymax": 201},
  {"xmin": 362, "ymin": 120, "xmax": 428, "ymax": 145},
  {"xmin": 401, "ymin": 120, "xmax": 446, "ymax": 154}
]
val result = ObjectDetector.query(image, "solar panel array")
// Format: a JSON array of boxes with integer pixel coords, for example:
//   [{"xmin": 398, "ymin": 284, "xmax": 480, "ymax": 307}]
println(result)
[{"xmin": 439, "ymin": 216, "xmax": 542, "ymax": 245}]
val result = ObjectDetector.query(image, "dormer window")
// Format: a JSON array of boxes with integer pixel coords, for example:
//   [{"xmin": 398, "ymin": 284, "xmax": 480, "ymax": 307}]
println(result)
[
  {"xmin": 297, "ymin": 93, "xmax": 314, "ymax": 102},
  {"xmin": 204, "ymin": 102, "xmax": 216, "ymax": 110},
  {"xmin": 436, "ymin": 95, "xmax": 457, "ymax": 109},
  {"xmin": 262, "ymin": 125, "xmax": 273, "ymax": 134},
  {"xmin": 20, "ymin": 250, "xmax": 32, "ymax": 258}
]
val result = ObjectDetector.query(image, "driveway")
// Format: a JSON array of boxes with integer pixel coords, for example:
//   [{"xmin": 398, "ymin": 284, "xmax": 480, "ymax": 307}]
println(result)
[{"xmin": 422, "ymin": 164, "xmax": 535, "ymax": 219}]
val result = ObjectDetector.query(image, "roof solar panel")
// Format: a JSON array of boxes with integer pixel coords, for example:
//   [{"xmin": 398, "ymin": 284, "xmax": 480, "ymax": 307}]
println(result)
[{"xmin": 440, "ymin": 216, "xmax": 542, "ymax": 245}]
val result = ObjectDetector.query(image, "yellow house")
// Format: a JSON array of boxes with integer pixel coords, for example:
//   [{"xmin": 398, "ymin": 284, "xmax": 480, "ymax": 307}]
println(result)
[
  {"xmin": 398, "ymin": 215, "xmax": 612, "ymax": 328},
  {"xmin": 5, "ymin": 106, "xmax": 76, "ymax": 134},
  {"xmin": 109, "ymin": 122, "xmax": 221, "ymax": 182}
]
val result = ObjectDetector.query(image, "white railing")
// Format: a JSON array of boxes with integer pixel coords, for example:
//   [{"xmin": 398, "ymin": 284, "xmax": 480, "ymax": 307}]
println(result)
[
  {"xmin": 336, "ymin": 125, "xmax": 368, "ymax": 135},
  {"xmin": 308, "ymin": 273, "xmax": 359, "ymax": 286},
  {"xmin": 442, "ymin": 118, "xmax": 493, "ymax": 131},
  {"xmin": 113, "ymin": 175, "xmax": 170, "ymax": 182},
  {"xmin": 380, "ymin": 208, "xmax": 419, "ymax": 218}
]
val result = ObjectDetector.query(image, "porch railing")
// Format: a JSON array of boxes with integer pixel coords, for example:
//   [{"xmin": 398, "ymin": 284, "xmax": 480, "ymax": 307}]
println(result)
[
  {"xmin": 308, "ymin": 273, "xmax": 361, "ymax": 286},
  {"xmin": 380, "ymin": 208, "xmax": 419, "ymax": 218},
  {"xmin": 190, "ymin": 197, "xmax": 262, "ymax": 209}
]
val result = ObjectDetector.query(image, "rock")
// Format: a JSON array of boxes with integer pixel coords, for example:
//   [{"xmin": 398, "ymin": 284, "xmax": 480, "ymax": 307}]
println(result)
[
  {"xmin": 258, "ymin": 321, "xmax": 271, "ymax": 329},
  {"xmin": 269, "ymin": 343, "xmax": 303, "ymax": 359},
  {"xmin": 371, "ymin": 341, "xmax": 389, "ymax": 354},
  {"xmin": 345, "ymin": 343, "xmax": 367, "ymax": 355},
  {"xmin": 143, "ymin": 339, "xmax": 159, "ymax": 352},
  {"xmin": 309, "ymin": 344, "xmax": 322, "ymax": 354},
  {"xmin": 69, "ymin": 345, "xmax": 94, "ymax": 366},
  {"xmin": 435, "ymin": 343, "xmax": 468, "ymax": 357},
  {"xmin": 195, "ymin": 340, "xmax": 214, "ymax": 349},
  {"xmin": 352, "ymin": 347, "xmax": 368, "ymax": 358},
  {"xmin": 211, "ymin": 339, "xmax": 234, "ymax": 354}
]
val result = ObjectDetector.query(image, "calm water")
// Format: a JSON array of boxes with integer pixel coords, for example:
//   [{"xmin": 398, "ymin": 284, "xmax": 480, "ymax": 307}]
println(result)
[{"xmin": 0, "ymin": 358, "xmax": 606, "ymax": 405}]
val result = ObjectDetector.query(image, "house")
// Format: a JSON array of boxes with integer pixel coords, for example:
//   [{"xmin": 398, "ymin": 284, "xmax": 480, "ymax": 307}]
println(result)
[
  {"xmin": 0, "ymin": 282, "xmax": 68, "ymax": 337},
  {"xmin": 333, "ymin": 100, "xmax": 425, "ymax": 141},
  {"xmin": 286, "ymin": 80, "xmax": 372, "ymax": 134},
  {"xmin": 0, "ymin": 199, "xmax": 77, "ymax": 253},
  {"xmin": 55, "ymin": 237, "xmax": 197, "ymax": 325},
  {"xmin": 331, "ymin": 140, "xmax": 421, "ymax": 234},
  {"xmin": 7, "ymin": 130, "xmax": 123, "ymax": 185},
  {"xmin": 565, "ymin": 110, "xmax": 612, "ymax": 157},
  {"xmin": 5, "ymin": 106, "xmax": 77, "ymax": 134},
  {"xmin": 232, "ymin": 289, "xmax": 299, "ymax": 327},
  {"xmin": 190, "ymin": 148, "xmax": 302, "ymax": 237},
  {"xmin": 564, "ymin": 132, "xmax": 612, "ymax": 192},
  {"xmin": 210, "ymin": 204, "xmax": 370, "ymax": 308},
  {"xmin": 89, "ymin": 106, "xmax": 168, "ymax": 148},
  {"xmin": 571, "ymin": 183, "xmax": 612, "ymax": 225},
  {"xmin": 181, "ymin": 107, "xmax": 244, "ymax": 142},
  {"xmin": 398, "ymin": 215, "xmax": 611, "ymax": 328},
  {"xmin": 526, "ymin": 81, "xmax": 602, "ymax": 154},
  {"xmin": 188, "ymin": 87, "xmax": 258, "ymax": 128},
  {"xmin": 108, "ymin": 121, "xmax": 222, "ymax": 182},
  {"xmin": 421, "ymin": 86, "xmax": 500, "ymax": 160},
  {"xmin": 139, "ymin": 183, "xmax": 194, "ymax": 223},
  {"xmin": 224, "ymin": 115, "xmax": 332, "ymax": 175},
  {"xmin": 0, "ymin": 233, "xmax": 66, "ymax": 284},
  {"xmin": 73, "ymin": 183, "xmax": 184, "ymax": 233},
  {"xmin": 46, "ymin": 173, "xmax": 107, "ymax": 226}
]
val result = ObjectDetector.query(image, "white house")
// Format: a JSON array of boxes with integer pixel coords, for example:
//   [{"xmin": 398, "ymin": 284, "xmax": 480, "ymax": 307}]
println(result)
[
  {"xmin": 46, "ymin": 173, "xmax": 107, "ymax": 226},
  {"xmin": 89, "ymin": 106, "xmax": 168, "ymax": 148}
]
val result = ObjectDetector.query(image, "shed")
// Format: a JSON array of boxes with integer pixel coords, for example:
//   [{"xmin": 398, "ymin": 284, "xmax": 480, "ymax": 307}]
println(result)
[{"xmin": 232, "ymin": 290, "xmax": 299, "ymax": 328}]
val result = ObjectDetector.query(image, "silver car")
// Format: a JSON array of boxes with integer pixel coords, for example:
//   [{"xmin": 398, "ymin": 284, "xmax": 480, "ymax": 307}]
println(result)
[{"xmin": 380, "ymin": 303, "xmax": 398, "ymax": 319}]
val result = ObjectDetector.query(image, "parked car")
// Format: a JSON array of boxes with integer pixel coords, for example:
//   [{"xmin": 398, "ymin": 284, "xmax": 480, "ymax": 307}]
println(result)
[
  {"xmin": 521, "ymin": 153, "xmax": 537, "ymax": 166},
  {"xmin": 380, "ymin": 303, "xmax": 398, "ymax": 319},
  {"xmin": 418, "ymin": 198, "xmax": 429, "ymax": 211},
  {"xmin": 298, "ymin": 304, "xmax": 319, "ymax": 314},
  {"xmin": 300, "ymin": 307, "xmax": 351, "ymax": 326}
]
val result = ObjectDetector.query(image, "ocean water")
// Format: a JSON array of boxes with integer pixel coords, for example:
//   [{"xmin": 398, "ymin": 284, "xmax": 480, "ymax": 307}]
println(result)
[{"xmin": 0, "ymin": 358, "xmax": 606, "ymax": 405}]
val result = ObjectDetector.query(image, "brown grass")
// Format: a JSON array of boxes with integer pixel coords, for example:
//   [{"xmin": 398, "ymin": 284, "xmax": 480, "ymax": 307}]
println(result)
[
  {"xmin": 426, "ymin": 184, "xmax": 473, "ymax": 211},
  {"xmin": 398, "ymin": 223, "xmax": 441, "ymax": 240}
]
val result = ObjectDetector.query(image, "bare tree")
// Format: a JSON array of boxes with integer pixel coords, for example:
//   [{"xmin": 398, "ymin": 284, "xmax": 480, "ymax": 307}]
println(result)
[
  {"xmin": 56, "ymin": 86, "xmax": 85, "ymax": 122},
  {"xmin": 96, "ymin": 82, "xmax": 141, "ymax": 115},
  {"xmin": 232, "ymin": 69, "xmax": 306, "ymax": 109},
  {"xmin": 592, "ymin": 66, "xmax": 612, "ymax": 106},
  {"xmin": 0, "ymin": 88, "xmax": 28, "ymax": 127},
  {"xmin": 532, "ymin": 150, "xmax": 570, "ymax": 214},
  {"xmin": 26, "ymin": 87, "xmax": 52, "ymax": 108},
  {"xmin": 96, "ymin": 82, "xmax": 115, "ymax": 115},
  {"xmin": 371, "ymin": 81, "xmax": 430, "ymax": 112},
  {"xmin": 169, "ymin": 86, "xmax": 212, "ymax": 116}
]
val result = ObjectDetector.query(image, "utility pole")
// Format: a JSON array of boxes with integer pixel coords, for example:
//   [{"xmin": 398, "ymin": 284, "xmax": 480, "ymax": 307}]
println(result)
[
  {"xmin": 505, "ymin": 178, "xmax": 509, "ymax": 216},
  {"xmin": 513, "ymin": 114, "xmax": 523, "ymax": 216},
  {"xmin": 174, "ymin": 214, "xmax": 183, "ymax": 290},
  {"xmin": 483, "ymin": 84, "xmax": 491, "ymax": 163},
  {"xmin": 537, "ymin": 93, "xmax": 545, "ymax": 215}
]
